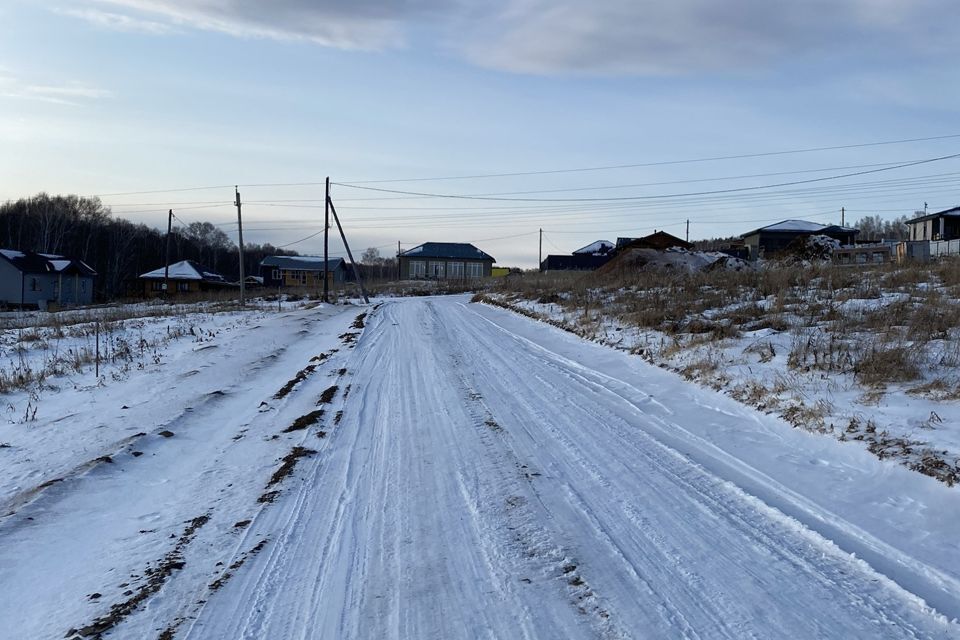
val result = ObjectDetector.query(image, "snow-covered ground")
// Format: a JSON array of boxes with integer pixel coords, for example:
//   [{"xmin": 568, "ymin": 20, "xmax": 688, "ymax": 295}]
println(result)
[
  {"xmin": 483, "ymin": 280, "xmax": 960, "ymax": 487},
  {"xmin": 1, "ymin": 296, "xmax": 959, "ymax": 638}
]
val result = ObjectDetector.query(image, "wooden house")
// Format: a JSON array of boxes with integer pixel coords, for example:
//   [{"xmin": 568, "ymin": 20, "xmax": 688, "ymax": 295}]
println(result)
[
  {"xmin": 138, "ymin": 260, "xmax": 233, "ymax": 297},
  {"xmin": 260, "ymin": 256, "xmax": 350, "ymax": 289}
]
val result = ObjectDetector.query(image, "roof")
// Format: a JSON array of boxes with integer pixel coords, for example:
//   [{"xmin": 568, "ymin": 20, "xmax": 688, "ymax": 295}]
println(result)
[
  {"xmin": 741, "ymin": 219, "xmax": 858, "ymax": 238},
  {"xmin": 906, "ymin": 206, "xmax": 960, "ymax": 224},
  {"xmin": 0, "ymin": 249, "xmax": 97, "ymax": 276},
  {"xmin": 260, "ymin": 255, "xmax": 346, "ymax": 271},
  {"xmin": 617, "ymin": 231, "xmax": 693, "ymax": 251},
  {"xmin": 399, "ymin": 242, "xmax": 495, "ymax": 262},
  {"xmin": 572, "ymin": 240, "xmax": 614, "ymax": 255},
  {"xmin": 139, "ymin": 260, "xmax": 225, "ymax": 282}
]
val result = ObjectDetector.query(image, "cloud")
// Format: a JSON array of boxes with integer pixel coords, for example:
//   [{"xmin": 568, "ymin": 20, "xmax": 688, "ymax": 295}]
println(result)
[
  {"xmin": 76, "ymin": 0, "xmax": 444, "ymax": 49},
  {"xmin": 0, "ymin": 72, "xmax": 113, "ymax": 106},
  {"xmin": 54, "ymin": 6, "xmax": 176, "ymax": 34},
  {"xmin": 56, "ymin": 0, "xmax": 956, "ymax": 74},
  {"xmin": 456, "ymin": 0, "xmax": 956, "ymax": 75}
]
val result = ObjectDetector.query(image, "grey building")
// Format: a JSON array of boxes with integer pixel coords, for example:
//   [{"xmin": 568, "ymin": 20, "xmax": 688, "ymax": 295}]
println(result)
[
  {"xmin": 399, "ymin": 243, "xmax": 495, "ymax": 280},
  {"xmin": 741, "ymin": 220, "xmax": 858, "ymax": 261},
  {"xmin": 0, "ymin": 249, "xmax": 97, "ymax": 310}
]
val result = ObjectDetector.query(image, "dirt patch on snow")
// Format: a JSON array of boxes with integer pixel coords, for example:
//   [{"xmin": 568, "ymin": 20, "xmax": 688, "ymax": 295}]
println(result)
[
  {"xmin": 266, "ymin": 446, "xmax": 317, "ymax": 488},
  {"xmin": 284, "ymin": 409, "xmax": 324, "ymax": 433}
]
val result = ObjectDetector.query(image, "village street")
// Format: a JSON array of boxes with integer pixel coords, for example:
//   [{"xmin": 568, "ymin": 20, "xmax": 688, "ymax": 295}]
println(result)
[{"xmin": 1, "ymin": 297, "xmax": 958, "ymax": 639}]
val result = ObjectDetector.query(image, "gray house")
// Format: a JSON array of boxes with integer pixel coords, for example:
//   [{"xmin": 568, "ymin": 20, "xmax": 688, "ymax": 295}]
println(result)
[
  {"xmin": 741, "ymin": 220, "xmax": 858, "ymax": 260},
  {"xmin": 399, "ymin": 243, "xmax": 495, "ymax": 280},
  {"xmin": 0, "ymin": 249, "xmax": 97, "ymax": 310}
]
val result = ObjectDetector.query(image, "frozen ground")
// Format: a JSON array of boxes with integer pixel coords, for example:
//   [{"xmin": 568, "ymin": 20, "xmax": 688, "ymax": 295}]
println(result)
[{"xmin": 1, "ymin": 296, "xmax": 958, "ymax": 639}]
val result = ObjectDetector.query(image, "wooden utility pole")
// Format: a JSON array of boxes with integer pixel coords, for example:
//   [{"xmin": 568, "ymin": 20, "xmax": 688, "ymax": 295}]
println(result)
[
  {"xmin": 323, "ymin": 177, "xmax": 330, "ymax": 303},
  {"xmin": 327, "ymin": 195, "xmax": 370, "ymax": 303},
  {"xmin": 397, "ymin": 241, "xmax": 401, "ymax": 280},
  {"xmin": 539, "ymin": 228, "xmax": 543, "ymax": 272},
  {"xmin": 235, "ymin": 187, "xmax": 246, "ymax": 306},
  {"xmin": 686, "ymin": 219, "xmax": 690, "ymax": 243},
  {"xmin": 841, "ymin": 207, "xmax": 845, "ymax": 227},
  {"xmin": 164, "ymin": 209, "xmax": 172, "ymax": 298}
]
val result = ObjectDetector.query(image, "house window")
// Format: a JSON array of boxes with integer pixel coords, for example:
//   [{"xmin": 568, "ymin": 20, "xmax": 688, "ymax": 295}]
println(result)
[
  {"xmin": 80, "ymin": 280, "xmax": 87, "ymax": 292},
  {"xmin": 429, "ymin": 261, "xmax": 445, "ymax": 278},
  {"xmin": 178, "ymin": 282, "xmax": 190, "ymax": 292},
  {"xmin": 466, "ymin": 262, "xmax": 484, "ymax": 278},
  {"xmin": 872, "ymin": 252, "xmax": 885, "ymax": 263},
  {"xmin": 30, "ymin": 277, "xmax": 40, "ymax": 291},
  {"xmin": 410, "ymin": 260, "xmax": 426, "ymax": 278},
  {"xmin": 448, "ymin": 262, "xmax": 464, "ymax": 279},
  {"xmin": 151, "ymin": 281, "xmax": 164, "ymax": 291},
  {"xmin": 272, "ymin": 269, "xmax": 280, "ymax": 281},
  {"xmin": 856, "ymin": 252, "xmax": 867, "ymax": 264}
]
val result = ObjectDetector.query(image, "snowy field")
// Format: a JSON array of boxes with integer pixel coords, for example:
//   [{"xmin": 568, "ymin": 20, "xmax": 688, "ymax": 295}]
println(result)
[{"xmin": 1, "ymin": 296, "xmax": 959, "ymax": 638}]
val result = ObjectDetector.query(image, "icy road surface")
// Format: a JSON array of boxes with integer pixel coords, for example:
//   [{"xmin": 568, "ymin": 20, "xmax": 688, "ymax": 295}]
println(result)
[{"xmin": 2, "ymin": 297, "xmax": 959, "ymax": 639}]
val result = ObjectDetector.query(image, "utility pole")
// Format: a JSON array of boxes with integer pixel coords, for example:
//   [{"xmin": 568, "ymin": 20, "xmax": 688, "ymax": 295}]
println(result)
[
  {"xmin": 323, "ymin": 177, "xmax": 330, "ymax": 303},
  {"xmin": 841, "ymin": 206, "xmax": 845, "ymax": 227},
  {"xmin": 397, "ymin": 241, "xmax": 401, "ymax": 280},
  {"xmin": 164, "ymin": 209, "xmax": 172, "ymax": 298},
  {"xmin": 685, "ymin": 219, "xmax": 690, "ymax": 243},
  {"xmin": 235, "ymin": 187, "xmax": 246, "ymax": 306},
  {"xmin": 327, "ymin": 195, "xmax": 370, "ymax": 303},
  {"xmin": 539, "ymin": 228, "xmax": 543, "ymax": 272}
]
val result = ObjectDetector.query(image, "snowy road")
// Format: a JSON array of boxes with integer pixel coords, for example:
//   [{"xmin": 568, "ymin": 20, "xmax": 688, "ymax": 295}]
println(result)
[{"xmin": 2, "ymin": 297, "xmax": 959, "ymax": 639}]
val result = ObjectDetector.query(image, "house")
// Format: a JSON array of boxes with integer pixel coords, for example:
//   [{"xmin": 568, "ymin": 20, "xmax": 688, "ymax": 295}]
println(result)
[
  {"xmin": 0, "ymin": 249, "xmax": 97, "ymax": 310},
  {"xmin": 741, "ymin": 220, "xmax": 858, "ymax": 260},
  {"xmin": 260, "ymin": 256, "xmax": 350, "ymax": 288},
  {"xmin": 540, "ymin": 239, "xmax": 616, "ymax": 272},
  {"xmin": 398, "ymin": 243, "xmax": 494, "ymax": 279},
  {"xmin": 615, "ymin": 231, "xmax": 693, "ymax": 252},
  {"xmin": 139, "ymin": 260, "xmax": 233, "ymax": 297},
  {"xmin": 905, "ymin": 207, "xmax": 960, "ymax": 242}
]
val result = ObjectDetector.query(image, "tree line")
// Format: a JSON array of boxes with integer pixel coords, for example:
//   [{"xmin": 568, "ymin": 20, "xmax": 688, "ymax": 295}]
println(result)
[{"xmin": 0, "ymin": 193, "xmax": 298, "ymax": 300}]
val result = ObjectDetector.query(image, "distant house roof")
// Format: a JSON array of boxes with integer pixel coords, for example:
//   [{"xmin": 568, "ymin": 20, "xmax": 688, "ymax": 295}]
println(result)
[
  {"xmin": 572, "ymin": 240, "xmax": 614, "ymax": 255},
  {"xmin": 139, "ymin": 260, "xmax": 225, "ymax": 282},
  {"xmin": 260, "ymin": 256, "xmax": 346, "ymax": 271},
  {"xmin": 742, "ymin": 219, "xmax": 858, "ymax": 237},
  {"xmin": 0, "ymin": 249, "xmax": 97, "ymax": 276},
  {"xmin": 906, "ymin": 206, "xmax": 960, "ymax": 225},
  {"xmin": 400, "ymin": 242, "xmax": 495, "ymax": 262},
  {"xmin": 617, "ymin": 231, "xmax": 692, "ymax": 252}
]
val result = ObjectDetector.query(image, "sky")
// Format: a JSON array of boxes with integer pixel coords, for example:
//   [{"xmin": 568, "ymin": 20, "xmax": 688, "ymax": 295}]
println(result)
[{"xmin": 1, "ymin": 0, "xmax": 959, "ymax": 267}]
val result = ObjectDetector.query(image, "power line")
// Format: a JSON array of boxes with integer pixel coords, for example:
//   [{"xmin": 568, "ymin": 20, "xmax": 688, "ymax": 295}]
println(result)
[
  {"xmin": 331, "ymin": 153, "xmax": 960, "ymax": 203},
  {"xmin": 338, "ymin": 134, "xmax": 960, "ymax": 184}
]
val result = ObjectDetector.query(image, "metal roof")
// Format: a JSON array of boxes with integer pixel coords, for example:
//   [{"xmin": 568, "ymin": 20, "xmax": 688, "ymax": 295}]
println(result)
[
  {"xmin": 741, "ymin": 219, "xmax": 858, "ymax": 238},
  {"xmin": 139, "ymin": 260, "xmax": 225, "ymax": 282},
  {"xmin": 399, "ymin": 243, "xmax": 495, "ymax": 261},
  {"xmin": 0, "ymin": 249, "xmax": 97, "ymax": 276},
  {"xmin": 260, "ymin": 256, "xmax": 346, "ymax": 270},
  {"xmin": 905, "ymin": 206, "xmax": 960, "ymax": 224}
]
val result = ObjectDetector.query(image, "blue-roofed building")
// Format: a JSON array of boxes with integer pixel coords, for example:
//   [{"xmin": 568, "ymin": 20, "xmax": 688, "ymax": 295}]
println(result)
[{"xmin": 398, "ymin": 243, "xmax": 495, "ymax": 280}]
